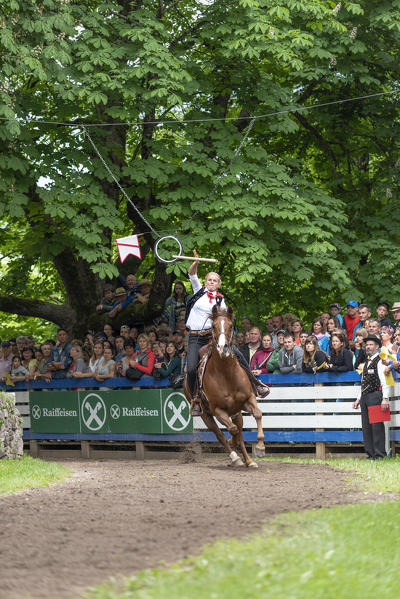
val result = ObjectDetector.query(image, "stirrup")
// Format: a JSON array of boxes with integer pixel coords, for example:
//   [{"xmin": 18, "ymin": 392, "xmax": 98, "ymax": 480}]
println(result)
[
  {"xmin": 256, "ymin": 381, "xmax": 270, "ymax": 398},
  {"xmin": 190, "ymin": 396, "xmax": 203, "ymax": 416}
]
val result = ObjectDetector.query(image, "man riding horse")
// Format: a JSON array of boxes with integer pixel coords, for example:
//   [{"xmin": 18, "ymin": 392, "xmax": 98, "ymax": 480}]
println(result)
[{"xmin": 186, "ymin": 250, "xmax": 269, "ymax": 416}]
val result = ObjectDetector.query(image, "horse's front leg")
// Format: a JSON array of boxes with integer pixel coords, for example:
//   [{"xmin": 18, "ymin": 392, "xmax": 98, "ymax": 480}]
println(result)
[
  {"xmin": 231, "ymin": 412, "xmax": 258, "ymax": 468},
  {"xmin": 201, "ymin": 409, "xmax": 244, "ymax": 466},
  {"xmin": 244, "ymin": 395, "xmax": 265, "ymax": 457},
  {"xmin": 214, "ymin": 406, "xmax": 239, "ymax": 438}
]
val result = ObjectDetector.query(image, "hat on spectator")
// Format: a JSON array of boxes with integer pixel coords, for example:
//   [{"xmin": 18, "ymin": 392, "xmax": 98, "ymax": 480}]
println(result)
[
  {"xmin": 1, "ymin": 341, "xmax": 11, "ymax": 347},
  {"xmin": 330, "ymin": 302, "xmax": 341, "ymax": 310},
  {"xmin": 346, "ymin": 300, "xmax": 358, "ymax": 307},
  {"xmin": 390, "ymin": 302, "xmax": 400, "ymax": 312},
  {"xmin": 377, "ymin": 301, "xmax": 390, "ymax": 310},
  {"xmin": 120, "ymin": 324, "xmax": 130, "ymax": 330},
  {"xmin": 276, "ymin": 329, "xmax": 287, "ymax": 336},
  {"xmin": 364, "ymin": 334, "xmax": 382, "ymax": 347},
  {"xmin": 115, "ymin": 287, "xmax": 127, "ymax": 297},
  {"xmin": 138, "ymin": 279, "xmax": 152, "ymax": 287}
]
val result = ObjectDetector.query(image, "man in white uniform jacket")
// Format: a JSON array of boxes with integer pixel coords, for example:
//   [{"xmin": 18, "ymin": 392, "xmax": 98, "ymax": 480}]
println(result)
[{"xmin": 185, "ymin": 251, "xmax": 269, "ymax": 416}]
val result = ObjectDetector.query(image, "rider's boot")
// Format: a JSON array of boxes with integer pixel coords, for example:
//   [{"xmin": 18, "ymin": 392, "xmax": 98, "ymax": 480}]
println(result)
[
  {"xmin": 233, "ymin": 347, "xmax": 270, "ymax": 398},
  {"xmin": 253, "ymin": 377, "xmax": 270, "ymax": 399},
  {"xmin": 240, "ymin": 358, "xmax": 270, "ymax": 398},
  {"xmin": 190, "ymin": 394, "xmax": 202, "ymax": 416}
]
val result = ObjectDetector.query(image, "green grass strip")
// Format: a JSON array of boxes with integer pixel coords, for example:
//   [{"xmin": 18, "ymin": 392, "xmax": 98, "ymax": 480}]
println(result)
[
  {"xmin": 0, "ymin": 455, "xmax": 70, "ymax": 494},
  {"xmin": 83, "ymin": 457, "xmax": 400, "ymax": 599},
  {"xmin": 85, "ymin": 501, "xmax": 400, "ymax": 599},
  {"xmin": 262, "ymin": 455, "xmax": 400, "ymax": 493}
]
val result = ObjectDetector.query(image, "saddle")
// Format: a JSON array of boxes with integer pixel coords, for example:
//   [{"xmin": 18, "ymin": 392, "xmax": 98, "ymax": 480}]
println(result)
[{"xmin": 194, "ymin": 343, "xmax": 212, "ymax": 407}]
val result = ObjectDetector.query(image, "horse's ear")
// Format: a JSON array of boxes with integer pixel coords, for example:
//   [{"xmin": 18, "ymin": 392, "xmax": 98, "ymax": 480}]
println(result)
[
  {"xmin": 227, "ymin": 306, "xmax": 234, "ymax": 321},
  {"xmin": 211, "ymin": 304, "xmax": 219, "ymax": 318}
]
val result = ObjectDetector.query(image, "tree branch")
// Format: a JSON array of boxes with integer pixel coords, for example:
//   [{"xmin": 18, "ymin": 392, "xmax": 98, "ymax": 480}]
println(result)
[
  {"xmin": 0, "ymin": 294, "xmax": 74, "ymax": 330},
  {"xmin": 293, "ymin": 111, "xmax": 339, "ymax": 173}
]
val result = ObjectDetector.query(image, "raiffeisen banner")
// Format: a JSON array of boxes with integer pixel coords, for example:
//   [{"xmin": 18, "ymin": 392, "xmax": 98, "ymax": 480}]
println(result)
[{"xmin": 29, "ymin": 389, "xmax": 193, "ymax": 434}]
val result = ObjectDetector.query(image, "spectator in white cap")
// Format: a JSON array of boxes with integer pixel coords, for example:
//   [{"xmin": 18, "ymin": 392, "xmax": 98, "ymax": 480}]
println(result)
[{"xmin": 390, "ymin": 302, "xmax": 400, "ymax": 327}]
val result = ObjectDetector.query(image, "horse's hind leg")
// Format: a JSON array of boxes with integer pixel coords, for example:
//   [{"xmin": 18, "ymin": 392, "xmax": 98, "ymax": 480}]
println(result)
[
  {"xmin": 244, "ymin": 394, "xmax": 265, "ymax": 458},
  {"xmin": 231, "ymin": 413, "xmax": 257, "ymax": 468},
  {"xmin": 201, "ymin": 410, "xmax": 244, "ymax": 467}
]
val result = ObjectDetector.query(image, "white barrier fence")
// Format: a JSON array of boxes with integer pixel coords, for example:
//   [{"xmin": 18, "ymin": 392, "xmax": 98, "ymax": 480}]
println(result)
[{"xmin": 15, "ymin": 383, "xmax": 400, "ymax": 458}]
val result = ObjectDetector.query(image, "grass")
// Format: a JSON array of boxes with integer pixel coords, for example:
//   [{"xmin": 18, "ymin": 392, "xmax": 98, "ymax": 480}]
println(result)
[
  {"xmin": 83, "ymin": 501, "xmax": 400, "ymax": 599},
  {"xmin": 262, "ymin": 455, "xmax": 400, "ymax": 493},
  {"xmin": 81, "ymin": 456, "xmax": 400, "ymax": 599},
  {"xmin": 0, "ymin": 455, "xmax": 70, "ymax": 494}
]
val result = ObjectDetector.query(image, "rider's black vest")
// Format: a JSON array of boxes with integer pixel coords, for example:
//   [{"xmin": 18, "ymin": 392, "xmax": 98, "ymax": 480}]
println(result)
[{"xmin": 185, "ymin": 288, "xmax": 224, "ymax": 325}]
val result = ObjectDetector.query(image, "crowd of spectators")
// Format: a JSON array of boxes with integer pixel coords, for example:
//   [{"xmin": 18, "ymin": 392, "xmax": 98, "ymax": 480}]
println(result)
[
  {"xmin": 245, "ymin": 300, "xmax": 400, "ymax": 380},
  {"xmin": 1, "ymin": 274, "xmax": 400, "ymax": 387}
]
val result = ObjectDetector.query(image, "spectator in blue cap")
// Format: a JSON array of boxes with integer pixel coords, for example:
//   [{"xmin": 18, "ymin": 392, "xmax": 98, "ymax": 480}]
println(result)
[{"xmin": 344, "ymin": 300, "xmax": 360, "ymax": 345}]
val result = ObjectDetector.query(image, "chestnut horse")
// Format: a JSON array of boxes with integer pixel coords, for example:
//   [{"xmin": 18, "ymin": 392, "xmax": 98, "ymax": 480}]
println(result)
[{"xmin": 184, "ymin": 305, "xmax": 265, "ymax": 467}]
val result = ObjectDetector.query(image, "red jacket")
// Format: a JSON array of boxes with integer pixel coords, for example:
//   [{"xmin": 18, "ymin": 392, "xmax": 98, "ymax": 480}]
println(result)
[
  {"xmin": 130, "ymin": 348, "xmax": 155, "ymax": 375},
  {"xmin": 344, "ymin": 314, "xmax": 360, "ymax": 341}
]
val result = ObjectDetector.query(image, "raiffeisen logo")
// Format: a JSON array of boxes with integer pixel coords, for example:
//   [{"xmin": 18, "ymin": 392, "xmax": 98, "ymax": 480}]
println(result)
[
  {"xmin": 42, "ymin": 408, "xmax": 78, "ymax": 417},
  {"xmin": 122, "ymin": 407, "xmax": 159, "ymax": 417},
  {"xmin": 81, "ymin": 394, "xmax": 107, "ymax": 431}
]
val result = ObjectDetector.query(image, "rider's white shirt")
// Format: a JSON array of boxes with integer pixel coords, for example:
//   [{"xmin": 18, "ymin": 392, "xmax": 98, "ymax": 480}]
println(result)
[{"xmin": 186, "ymin": 274, "xmax": 227, "ymax": 331}]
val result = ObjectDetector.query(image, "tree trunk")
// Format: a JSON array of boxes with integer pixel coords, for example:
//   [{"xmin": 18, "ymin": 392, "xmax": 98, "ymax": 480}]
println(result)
[{"xmin": 0, "ymin": 256, "xmax": 174, "ymax": 337}]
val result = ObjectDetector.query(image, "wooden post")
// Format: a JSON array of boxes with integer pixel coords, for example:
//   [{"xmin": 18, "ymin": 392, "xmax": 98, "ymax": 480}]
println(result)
[
  {"xmin": 136, "ymin": 441, "xmax": 145, "ymax": 460},
  {"xmin": 81, "ymin": 440, "xmax": 91, "ymax": 459},
  {"xmin": 30, "ymin": 439, "xmax": 39, "ymax": 458},
  {"xmin": 314, "ymin": 383, "xmax": 326, "ymax": 459}
]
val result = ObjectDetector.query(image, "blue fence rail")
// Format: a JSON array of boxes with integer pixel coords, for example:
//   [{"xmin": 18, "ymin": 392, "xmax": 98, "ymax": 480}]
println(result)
[{"xmin": 3, "ymin": 371, "xmax": 361, "ymax": 391}]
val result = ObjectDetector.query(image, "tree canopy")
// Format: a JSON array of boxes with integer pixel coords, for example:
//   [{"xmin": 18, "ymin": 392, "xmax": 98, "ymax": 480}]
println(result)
[{"xmin": 0, "ymin": 0, "xmax": 399, "ymax": 335}]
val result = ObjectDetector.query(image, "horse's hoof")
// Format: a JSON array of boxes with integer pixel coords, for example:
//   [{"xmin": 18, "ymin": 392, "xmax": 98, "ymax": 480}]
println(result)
[
  {"xmin": 230, "ymin": 457, "xmax": 244, "ymax": 467},
  {"xmin": 247, "ymin": 461, "xmax": 259, "ymax": 469},
  {"xmin": 253, "ymin": 447, "xmax": 265, "ymax": 458}
]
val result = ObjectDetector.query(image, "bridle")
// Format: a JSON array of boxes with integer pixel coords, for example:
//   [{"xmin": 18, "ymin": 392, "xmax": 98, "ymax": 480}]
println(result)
[{"xmin": 212, "ymin": 314, "xmax": 234, "ymax": 357}]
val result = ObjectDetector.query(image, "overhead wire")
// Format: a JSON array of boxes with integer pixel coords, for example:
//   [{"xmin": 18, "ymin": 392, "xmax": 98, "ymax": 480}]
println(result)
[{"xmin": 0, "ymin": 90, "xmax": 397, "ymax": 128}]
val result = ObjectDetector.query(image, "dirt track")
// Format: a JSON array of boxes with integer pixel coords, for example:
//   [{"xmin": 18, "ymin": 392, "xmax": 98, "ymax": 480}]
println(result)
[{"xmin": 0, "ymin": 456, "xmax": 372, "ymax": 599}]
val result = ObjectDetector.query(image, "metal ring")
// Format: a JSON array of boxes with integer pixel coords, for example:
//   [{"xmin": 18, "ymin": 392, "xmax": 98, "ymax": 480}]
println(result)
[{"xmin": 154, "ymin": 235, "xmax": 183, "ymax": 264}]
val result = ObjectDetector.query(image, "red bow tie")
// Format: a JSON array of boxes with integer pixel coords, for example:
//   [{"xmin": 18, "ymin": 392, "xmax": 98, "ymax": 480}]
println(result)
[
  {"xmin": 206, "ymin": 291, "xmax": 215, "ymax": 303},
  {"xmin": 206, "ymin": 290, "xmax": 223, "ymax": 303}
]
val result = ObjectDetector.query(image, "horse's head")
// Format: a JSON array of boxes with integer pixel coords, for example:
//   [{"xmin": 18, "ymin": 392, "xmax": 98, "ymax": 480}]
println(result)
[{"xmin": 211, "ymin": 305, "xmax": 235, "ymax": 357}]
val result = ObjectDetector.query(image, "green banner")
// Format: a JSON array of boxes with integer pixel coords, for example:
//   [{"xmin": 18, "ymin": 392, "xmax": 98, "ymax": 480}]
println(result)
[
  {"xmin": 29, "ymin": 389, "xmax": 192, "ymax": 435},
  {"xmin": 30, "ymin": 392, "xmax": 80, "ymax": 433}
]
